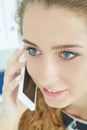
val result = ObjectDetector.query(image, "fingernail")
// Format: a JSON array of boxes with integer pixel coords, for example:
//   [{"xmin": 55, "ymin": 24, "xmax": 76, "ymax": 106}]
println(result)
[
  {"xmin": 16, "ymin": 75, "xmax": 21, "ymax": 81},
  {"xmin": 19, "ymin": 54, "xmax": 26, "ymax": 62},
  {"xmin": 18, "ymin": 43, "xmax": 24, "ymax": 50}
]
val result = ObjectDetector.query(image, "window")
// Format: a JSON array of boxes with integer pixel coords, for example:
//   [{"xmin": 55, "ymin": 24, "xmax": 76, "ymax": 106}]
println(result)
[{"xmin": 0, "ymin": 0, "xmax": 19, "ymax": 50}]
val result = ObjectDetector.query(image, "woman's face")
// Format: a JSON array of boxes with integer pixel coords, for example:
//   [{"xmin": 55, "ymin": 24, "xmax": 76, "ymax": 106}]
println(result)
[{"xmin": 23, "ymin": 3, "xmax": 87, "ymax": 108}]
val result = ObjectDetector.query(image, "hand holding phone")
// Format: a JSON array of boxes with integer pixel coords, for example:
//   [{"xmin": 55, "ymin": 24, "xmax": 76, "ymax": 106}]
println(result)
[{"xmin": 18, "ymin": 54, "xmax": 37, "ymax": 111}]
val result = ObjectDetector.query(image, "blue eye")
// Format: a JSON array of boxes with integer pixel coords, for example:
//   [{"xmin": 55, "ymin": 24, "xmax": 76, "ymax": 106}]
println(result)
[
  {"xmin": 26, "ymin": 47, "xmax": 41, "ymax": 56},
  {"xmin": 62, "ymin": 51, "xmax": 76, "ymax": 59}
]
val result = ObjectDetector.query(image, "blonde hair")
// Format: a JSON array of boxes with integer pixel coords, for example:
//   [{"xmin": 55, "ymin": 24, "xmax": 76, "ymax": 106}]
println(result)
[
  {"xmin": 16, "ymin": 0, "xmax": 87, "ymax": 34},
  {"xmin": 19, "ymin": 89, "xmax": 65, "ymax": 130},
  {"xmin": 17, "ymin": 0, "xmax": 87, "ymax": 130}
]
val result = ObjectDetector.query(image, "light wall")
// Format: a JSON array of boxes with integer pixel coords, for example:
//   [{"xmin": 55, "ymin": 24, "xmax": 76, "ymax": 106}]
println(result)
[
  {"xmin": 0, "ymin": 0, "xmax": 19, "ymax": 51},
  {"xmin": 0, "ymin": 0, "xmax": 21, "ymax": 104}
]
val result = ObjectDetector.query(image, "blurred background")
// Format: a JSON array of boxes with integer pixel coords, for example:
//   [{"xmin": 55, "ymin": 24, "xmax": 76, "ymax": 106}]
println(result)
[{"xmin": 0, "ymin": 0, "xmax": 21, "ymax": 112}]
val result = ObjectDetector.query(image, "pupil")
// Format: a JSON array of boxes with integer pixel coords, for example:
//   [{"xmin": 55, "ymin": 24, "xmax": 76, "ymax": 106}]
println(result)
[
  {"xmin": 30, "ymin": 49, "xmax": 38, "ymax": 54},
  {"xmin": 63, "ymin": 52, "xmax": 70, "ymax": 58}
]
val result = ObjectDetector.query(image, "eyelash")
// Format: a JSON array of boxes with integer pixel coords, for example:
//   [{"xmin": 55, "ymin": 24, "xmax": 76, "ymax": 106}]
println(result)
[
  {"xmin": 25, "ymin": 47, "xmax": 41, "ymax": 56},
  {"xmin": 25, "ymin": 47, "xmax": 79, "ymax": 60},
  {"xmin": 59, "ymin": 50, "xmax": 79, "ymax": 60}
]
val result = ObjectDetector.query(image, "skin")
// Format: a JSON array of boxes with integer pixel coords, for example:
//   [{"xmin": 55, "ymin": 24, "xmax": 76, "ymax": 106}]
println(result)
[
  {"xmin": 23, "ymin": 3, "xmax": 87, "ymax": 120},
  {"xmin": 1, "ymin": 3, "xmax": 87, "ymax": 130},
  {"xmin": 0, "ymin": 48, "xmax": 27, "ymax": 130}
]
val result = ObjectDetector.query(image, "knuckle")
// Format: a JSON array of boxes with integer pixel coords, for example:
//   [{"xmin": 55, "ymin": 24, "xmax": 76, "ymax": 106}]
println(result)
[
  {"xmin": 2, "ymin": 84, "xmax": 11, "ymax": 95},
  {"xmin": 16, "ymin": 63, "xmax": 23, "ymax": 70}
]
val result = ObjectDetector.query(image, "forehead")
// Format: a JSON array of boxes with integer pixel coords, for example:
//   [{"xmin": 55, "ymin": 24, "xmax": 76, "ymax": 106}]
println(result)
[
  {"xmin": 23, "ymin": 3, "xmax": 84, "ymax": 26},
  {"xmin": 23, "ymin": 3, "xmax": 87, "ymax": 46}
]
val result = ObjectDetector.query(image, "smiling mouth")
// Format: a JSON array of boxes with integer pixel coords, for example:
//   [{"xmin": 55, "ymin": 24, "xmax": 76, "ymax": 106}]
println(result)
[{"xmin": 43, "ymin": 88, "xmax": 68, "ymax": 97}]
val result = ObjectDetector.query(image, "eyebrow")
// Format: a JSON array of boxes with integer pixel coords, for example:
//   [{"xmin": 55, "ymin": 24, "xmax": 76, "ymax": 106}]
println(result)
[{"xmin": 23, "ymin": 38, "xmax": 84, "ymax": 49}]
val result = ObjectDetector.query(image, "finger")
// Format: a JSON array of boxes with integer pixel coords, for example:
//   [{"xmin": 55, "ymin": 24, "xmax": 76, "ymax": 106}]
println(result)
[
  {"xmin": 2, "ymin": 75, "xmax": 22, "ymax": 97},
  {"xmin": 13, "ymin": 48, "xmax": 25, "ymax": 61},
  {"xmin": 7, "ymin": 49, "xmax": 25, "ymax": 65},
  {"xmin": 6, "ymin": 60, "xmax": 26, "ymax": 76},
  {"xmin": 14, "ymin": 70, "xmax": 21, "ymax": 77},
  {"xmin": 4, "ymin": 61, "xmax": 26, "ymax": 85}
]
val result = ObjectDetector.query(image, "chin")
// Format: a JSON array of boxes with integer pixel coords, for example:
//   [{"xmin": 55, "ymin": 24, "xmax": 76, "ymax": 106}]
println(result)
[{"xmin": 44, "ymin": 98, "xmax": 69, "ymax": 109}]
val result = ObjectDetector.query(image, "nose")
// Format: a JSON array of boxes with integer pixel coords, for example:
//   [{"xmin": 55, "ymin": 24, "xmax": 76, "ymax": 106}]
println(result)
[{"xmin": 40, "ymin": 57, "xmax": 60, "ymax": 85}]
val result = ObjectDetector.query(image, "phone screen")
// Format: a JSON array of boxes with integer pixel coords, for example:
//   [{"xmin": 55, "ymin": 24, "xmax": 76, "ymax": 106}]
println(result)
[{"xmin": 23, "ymin": 67, "xmax": 36, "ymax": 102}]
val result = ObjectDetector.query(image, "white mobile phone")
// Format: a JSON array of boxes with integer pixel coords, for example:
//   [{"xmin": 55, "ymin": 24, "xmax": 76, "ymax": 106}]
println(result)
[{"xmin": 18, "ymin": 66, "xmax": 37, "ymax": 111}]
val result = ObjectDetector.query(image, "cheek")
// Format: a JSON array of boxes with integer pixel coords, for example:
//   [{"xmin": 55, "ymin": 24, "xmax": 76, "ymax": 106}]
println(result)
[
  {"xmin": 64, "ymin": 62, "xmax": 87, "ymax": 91},
  {"xmin": 26, "ymin": 56, "xmax": 42, "ymax": 82},
  {"xmin": 27, "ymin": 61, "xmax": 38, "ymax": 75},
  {"xmin": 73, "ymin": 64, "xmax": 87, "ymax": 84}
]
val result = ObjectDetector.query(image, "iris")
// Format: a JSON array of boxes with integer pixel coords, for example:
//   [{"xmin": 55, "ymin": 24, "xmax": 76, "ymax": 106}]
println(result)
[
  {"xmin": 29, "ymin": 48, "xmax": 40, "ymax": 55},
  {"xmin": 62, "ymin": 52, "xmax": 74, "ymax": 59}
]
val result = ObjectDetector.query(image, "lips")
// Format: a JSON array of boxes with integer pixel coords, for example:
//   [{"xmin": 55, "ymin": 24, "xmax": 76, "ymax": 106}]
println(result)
[{"xmin": 43, "ymin": 88, "xmax": 68, "ymax": 97}]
